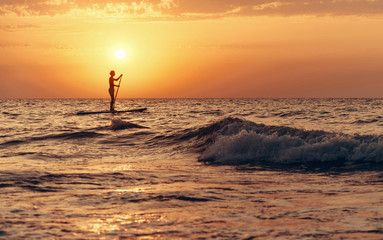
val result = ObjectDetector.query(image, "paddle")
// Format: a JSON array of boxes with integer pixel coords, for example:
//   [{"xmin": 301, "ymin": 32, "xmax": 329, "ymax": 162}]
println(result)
[{"xmin": 113, "ymin": 75, "xmax": 123, "ymax": 110}]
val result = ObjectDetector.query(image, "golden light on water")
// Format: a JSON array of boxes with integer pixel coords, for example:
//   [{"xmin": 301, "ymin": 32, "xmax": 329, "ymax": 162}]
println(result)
[{"xmin": 80, "ymin": 212, "xmax": 166, "ymax": 236}]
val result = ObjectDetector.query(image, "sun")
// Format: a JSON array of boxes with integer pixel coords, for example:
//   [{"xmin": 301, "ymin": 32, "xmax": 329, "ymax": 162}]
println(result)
[{"xmin": 115, "ymin": 49, "xmax": 127, "ymax": 59}]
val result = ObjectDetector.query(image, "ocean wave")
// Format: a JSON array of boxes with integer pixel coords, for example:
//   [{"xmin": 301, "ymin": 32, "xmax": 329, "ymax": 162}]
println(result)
[
  {"xmin": 191, "ymin": 117, "xmax": 383, "ymax": 166},
  {"xmin": 123, "ymin": 194, "xmax": 218, "ymax": 203},
  {"xmin": 1, "ymin": 118, "xmax": 146, "ymax": 148},
  {"xmin": 352, "ymin": 118, "xmax": 380, "ymax": 124},
  {"xmin": 0, "ymin": 131, "xmax": 105, "ymax": 146},
  {"xmin": 274, "ymin": 110, "xmax": 307, "ymax": 118},
  {"xmin": 2, "ymin": 111, "xmax": 20, "ymax": 116},
  {"xmin": 109, "ymin": 117, "xmax": 147, "ymax": 130}
]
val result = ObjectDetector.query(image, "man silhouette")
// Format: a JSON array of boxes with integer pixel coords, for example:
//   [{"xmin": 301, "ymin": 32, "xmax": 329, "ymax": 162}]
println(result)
[{"xmin": 109, "ymin": 70, "xmax": 122, "ymax": 111}]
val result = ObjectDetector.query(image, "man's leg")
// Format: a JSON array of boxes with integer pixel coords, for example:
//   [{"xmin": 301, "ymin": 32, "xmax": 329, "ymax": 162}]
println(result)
[{"xmin": 110, "ymin": 100, "xmax": 115, "ymax": 111}]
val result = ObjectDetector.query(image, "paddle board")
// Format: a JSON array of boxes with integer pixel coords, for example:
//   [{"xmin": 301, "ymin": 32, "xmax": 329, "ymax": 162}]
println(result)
[{"xmin": 76, "ymin": 108, "xmax": 147, "ymax": 115}]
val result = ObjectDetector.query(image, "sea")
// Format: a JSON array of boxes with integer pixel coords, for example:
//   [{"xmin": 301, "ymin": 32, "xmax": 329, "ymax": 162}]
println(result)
[{"xmin": 1, "ymin": 98, "xmax": 383, "ymax": 239}]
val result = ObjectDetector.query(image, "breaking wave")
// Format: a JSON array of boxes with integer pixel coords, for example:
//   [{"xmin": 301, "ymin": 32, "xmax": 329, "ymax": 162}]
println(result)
[
  {"xmin": 109, "ymin": 117, "xmax": 147, "ymax": 130},
  {"xmin": 184, "ymin": 117, "xmax": 383, "ymax": 166}
]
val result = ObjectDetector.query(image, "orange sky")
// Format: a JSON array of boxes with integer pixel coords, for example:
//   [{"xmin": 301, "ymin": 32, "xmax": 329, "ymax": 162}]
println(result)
[{"xmin": 1, "ymin": 0, "xmax": 383, "ymax": 98}]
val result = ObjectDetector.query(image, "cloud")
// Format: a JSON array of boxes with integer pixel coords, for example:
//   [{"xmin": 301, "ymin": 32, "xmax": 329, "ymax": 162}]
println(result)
[
  {"xmin": 0, "ymin": 0, "xmax": 74, "ymax": 16},
  {"xmin": 0, "ymin": 24, "xmax": 38, "ymax": 32},
  {"xmin": 169, "ymin": 0, "xmax": 383, "ymax": 17},
  {"xmin": 0, "ymin": 0, "xmax": 382, "ymax": 18},
  {"xmin": 0, "ymin": 0, "xmax": 173, "ymax": 17}
]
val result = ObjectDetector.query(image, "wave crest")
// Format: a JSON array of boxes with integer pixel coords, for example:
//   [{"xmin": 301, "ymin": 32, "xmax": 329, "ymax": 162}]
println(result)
[
  {"xmin": 197, "ymin": 118, "xmax": 383, "ymax": 165},
  {"xmin": 110, "ymin": 117, "xmax": 146, "ymax": 130}
]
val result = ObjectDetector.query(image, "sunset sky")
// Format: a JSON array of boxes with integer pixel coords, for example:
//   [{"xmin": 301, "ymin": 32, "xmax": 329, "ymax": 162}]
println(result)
[{"xmin": 1, "ymin": 0, "xmax": 383, "ymax": 98}]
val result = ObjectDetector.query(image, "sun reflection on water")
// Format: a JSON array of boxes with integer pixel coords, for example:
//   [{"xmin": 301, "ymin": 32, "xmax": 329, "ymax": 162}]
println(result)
[
  {"xmin": 114, "ymin": 187, "xmax": 152, "ymax": 193},
  {"xmin": 82, "ymin": 213, "xmax": 166, "ymax": 236}
]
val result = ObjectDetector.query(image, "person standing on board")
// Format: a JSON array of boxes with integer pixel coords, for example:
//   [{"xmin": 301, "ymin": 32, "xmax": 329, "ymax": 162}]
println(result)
[{"xmin": 109, "ymin": 70, "xmax": 122, "ymax": 111}]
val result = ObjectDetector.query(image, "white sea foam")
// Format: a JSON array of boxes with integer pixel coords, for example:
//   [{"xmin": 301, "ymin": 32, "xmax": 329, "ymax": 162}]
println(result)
[
  {"xmin": 110, "ymin": 117, "xmax": 145, "ymax": 130},
  {"xmin": 198, "ymin": 119, "xmax": 383, "ymax": 165},
  {"xmin": 110, "ymin": 117, "xmax": 126, "ymax": 130}
]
